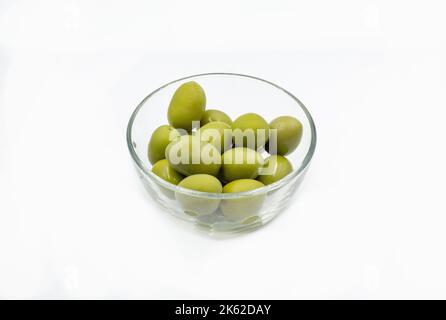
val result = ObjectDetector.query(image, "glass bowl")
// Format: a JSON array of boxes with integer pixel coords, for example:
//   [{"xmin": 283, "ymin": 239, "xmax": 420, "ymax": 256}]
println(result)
[{"xmin": 126, "ymin": 73, "xmax": 316, "ymax": 234}]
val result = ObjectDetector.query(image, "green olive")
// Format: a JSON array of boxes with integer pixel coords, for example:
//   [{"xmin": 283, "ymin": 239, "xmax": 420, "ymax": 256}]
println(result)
[
  {"xmin": 148, "ymin": 125, "xmax": 181, "ymax": 164},
  {"xmin": 197, "ymin": 121, "xmax": 232, "ymax": 153},
  {"xmin": 151, "ymin": 159, "xmax": 185, "ymax": 185},
  {"xmin": 257, "ymin": 155, "xmax": 293, "ymax": 185},
  {"xmin": 222, "ymin": 178, "xmax": 264, "ymax": 193},
  {"xmin": 220, "ymin": 147, "xmax": 263, "ymax": 183},
  {"xmin": 232, "ymin": 113, "xmax": 269, "ymax": 149},
  {"xmin": 165, "ymin": 135, "xmax": 221, "ymax": 177},
  {"xmin": 167, "ymin": 81, "xmax": 206, "ymax": 131},
  {"xmin": 200, "ymin": 109, "xmax": 232, "ymax": 126},
  {"xmin": 178, "ymin": 174, "xmax": 223, "ymax": 193},
  {"xmin": 267, "ymin": 116, "xmax": 303, "ymax": 155},
  {"xmin": 220, "ymin": 179, "xmax": 265, "ymax": 220},
  {"xmin": 176, "ymin": 174, "xmax": 222, "ymax": 216}
]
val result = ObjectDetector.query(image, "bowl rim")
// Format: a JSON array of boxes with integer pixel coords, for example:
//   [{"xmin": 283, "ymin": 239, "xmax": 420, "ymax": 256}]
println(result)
[{"xmin": 126, "ymin": 72, "xmax": 317, "ymax": 199}]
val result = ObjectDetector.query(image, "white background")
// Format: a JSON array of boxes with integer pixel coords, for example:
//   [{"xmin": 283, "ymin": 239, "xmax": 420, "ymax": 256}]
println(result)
[{"xmin": 1, "ymin": 0, "xmax": 446, "ymax": 299}]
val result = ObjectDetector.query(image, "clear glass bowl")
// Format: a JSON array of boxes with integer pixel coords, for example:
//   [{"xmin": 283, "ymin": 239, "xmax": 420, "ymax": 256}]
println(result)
[{"xmin": 126, "ymin": 73, "xmax": 316, "ymax": 234}]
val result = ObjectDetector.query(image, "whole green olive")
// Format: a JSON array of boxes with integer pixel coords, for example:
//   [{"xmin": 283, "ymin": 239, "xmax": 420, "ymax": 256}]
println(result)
[
  {"xmin": 167, "ymin": 81, "xmax": 206, "ymax": 131},
  {"xmin": 232, "ymin": 113, "xmax": 269, "ymax": 149},
  {"xmin": 197, "ymin": 121, "xmax": 232, "ymax": 153},
  {"xmin": 267, "ymin": 116, "xmax": 303, "ymax": 155},
  {"xmin": 220, "ymin": 147, "xmax": 263, "ymax": 183},
  {"xmin": 148, "ymin": 125, "xmax": 181, "ymax": 164},
  {"xmin": 165, "ymin": 135, "xmax": 221, "ymax": 177},
  {"xmin": 151, "ymin": 159, "xmax": 185, "ymax": 185},
  {"xmin": 176, "ymin": 174, "xmax": 222, "ymax": 216},
  {"xmin": 257, "ymin": 155, "xmax": 293, "ymax": 185},
  {"xmin": 200, "ymin": 109, "xmax": 232, "ymax": 126},
  {"xmin": 220, "ymin": 179, "xmax": 265, "ymax": 221}
]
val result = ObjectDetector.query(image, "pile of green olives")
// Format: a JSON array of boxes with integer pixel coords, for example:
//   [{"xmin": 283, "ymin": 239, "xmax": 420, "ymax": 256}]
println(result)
[{"xmin": 148, "ymin": 81, "xmax": 303, "ymax": 220}]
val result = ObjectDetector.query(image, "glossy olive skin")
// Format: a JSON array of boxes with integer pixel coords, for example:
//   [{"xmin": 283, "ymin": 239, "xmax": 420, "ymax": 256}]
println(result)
[
  {"xmin": 148, "ymin": 125, "xmax": 181, "ymax": 164},
  {"xmin": 176, "ymin": 174, "xmax": 222, "ymax": 216},
  {"xmin": 151, "ymin": 159, "xmax": 185, "ymax": 185},
  {"xmin": 220, "ymin": 147, "xmax": 263, "ymax": 183},
  {"xmin": 200, "ymin": 109, "xmax": 232, "ymax": 126},
  {"xmin": 167, "ymin": 81, "xmax": 206, "ymax": 131},
  {"xmin": 222, "ymin": 178, "xmax": 264, "ymax": 193},
  {"xmin": 221, "ymin": 179, "xmax": 265, "ymax": 221},
  {"xmin": 165, "ymin": 135, "xmax": 221, "ymax": 177},
  {"xmin": 267, "ymin": 116, "xmax": 303, "ymax": 155},
  {"xmin": 197, "ymin": 121, "xmax": 232, "ymax": 153},
  {"xmin": 232, "ymin": 113, "xmax": 270, "ymax": 149},
  {"xmin": 257, "ymin": 155, "xmax": 293, "ymax": 185}
]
